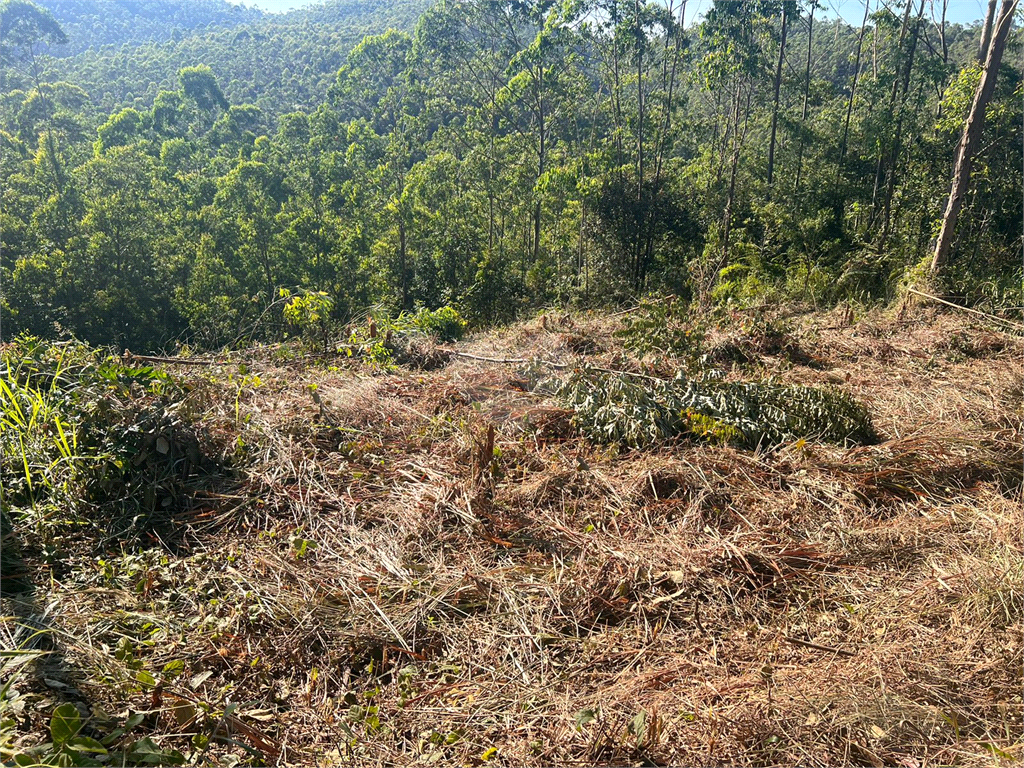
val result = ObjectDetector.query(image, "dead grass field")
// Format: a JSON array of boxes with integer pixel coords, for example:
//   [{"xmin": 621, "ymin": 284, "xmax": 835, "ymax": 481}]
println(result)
[{"xmin": 2, "ymin": 303, "xmax": 1021, "ymax": 766}]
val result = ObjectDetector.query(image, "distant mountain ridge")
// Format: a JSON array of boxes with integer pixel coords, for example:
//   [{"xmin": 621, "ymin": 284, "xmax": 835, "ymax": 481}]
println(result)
[
  {"xmin": 35, "ymin": 0, "xmax": 428, "ymax": 57},
  {"xmin": 28, "ymin": 0, "xmax": 429, "ymax": 119},
  {"xmin": 35, "ymin": 0, "xmax": 264, "ymax": 55}
]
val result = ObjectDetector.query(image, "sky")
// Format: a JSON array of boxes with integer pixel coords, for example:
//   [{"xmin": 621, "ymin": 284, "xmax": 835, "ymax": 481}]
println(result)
[
  {"xmin": 231, "ymin": 0, "xmax": 991, "ymax": 24},
  {"xmin": 685, "ymin": 0, "xmax": 990, "ymax": 25}
]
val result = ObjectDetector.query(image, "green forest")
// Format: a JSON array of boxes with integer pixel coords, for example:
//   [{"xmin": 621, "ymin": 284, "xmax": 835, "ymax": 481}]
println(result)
[{"xmin": 2, "ymin": 0, "xmax": 1020, "ymax": 352}]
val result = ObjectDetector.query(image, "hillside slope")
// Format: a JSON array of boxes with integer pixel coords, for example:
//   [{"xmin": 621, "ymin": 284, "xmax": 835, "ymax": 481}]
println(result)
[
  {"xmin": 31, "ymin": 0, "xmax": 428, "ymax": 114},
  {"xmin": 1, "ymin": 304, "xmax": 1020, "ymax": 766},
  {"xmin": 34, "ymin": 0, "xmax": 263, "ymax": 55}
]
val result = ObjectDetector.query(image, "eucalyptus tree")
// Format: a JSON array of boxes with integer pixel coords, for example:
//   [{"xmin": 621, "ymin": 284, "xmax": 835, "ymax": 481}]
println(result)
[
  {"xmin": 694, "ymin": 0, "xmax": 783, "ymax": 294},
  {"xmin": 214, "ymin": 158, "xmax": 284, "ymax": 307},
  {"xmin": 931, "ymin": 0, "xmax": 1019, "ymax": 275},
  {"xmin": 585, "ymin": 0, "xmax": 695, "ymax": 292},
  {"xmin": 178, "ymin": 64, "xmax": 230, "ymax": 136},
  {"xmin": 330, "ymin": 29, "xmax": 423, "ymax": 309},
  {"xmin": 0, "ymin": 0, "xmax": 68, "ymax": 194},
  {"xmin": 268, "ymin": 111, "xmax": 345, "ymax": 303}
]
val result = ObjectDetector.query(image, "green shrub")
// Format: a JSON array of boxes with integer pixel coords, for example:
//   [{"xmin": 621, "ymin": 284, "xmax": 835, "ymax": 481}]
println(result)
[
  {"xmin": 0, "ymin": 336, "xmax": 222, "ymax": 540},
  {"xmin": 282, "ymin": 289, "xmax": 336, "ymax": 353},
  {"xmin": 408, "ymin": 306, "xmax": 467, "ymax": 343},
  {"xmin": 712, "ymin": 262, "xmax": 774, "ymax": 307}
]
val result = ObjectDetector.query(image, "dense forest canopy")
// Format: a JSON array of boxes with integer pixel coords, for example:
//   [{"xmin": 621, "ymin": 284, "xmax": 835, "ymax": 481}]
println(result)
[
  {"xmin": 1, "ymin": 0, "xmax": 1020, "ymax": 352},
  {"xmin": 31, "ymin": 0, "xmax": 262, "ymax": 55}
]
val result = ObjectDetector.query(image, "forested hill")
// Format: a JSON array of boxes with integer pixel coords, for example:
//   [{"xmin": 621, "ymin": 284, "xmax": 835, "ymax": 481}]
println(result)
[
  {"xmin": 26, "ymin": 0, "xmax": 429, "ymax": 114},
  {"xmin": 28, "ymin": 0, "xmax": 988, "ymax": 121},
  {"xmin": 31, "ymin": 0, "xmax": 428, "ymax": 55},
  {"xmin": 32, "ymin": 0, "xmax": 263, "ymax": 55},
  {"xmin": 1, "ymin": 0, "xmax": 1020, "ymax": 354}
]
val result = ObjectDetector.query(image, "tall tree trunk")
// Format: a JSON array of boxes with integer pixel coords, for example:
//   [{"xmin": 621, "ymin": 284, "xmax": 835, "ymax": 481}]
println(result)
[
  {"xmin": 717, "ymin": 85, "xmax": 740, "ymax": 186},
  {"xmin": 837, "ymin": 0, "xmax": 871, "ymax": 177},
  {"xmin": 651, "ymin": 0, "xmax": 686, "ymax": 187},
  {"xmin": 935, "ymin": 0, "xmax": 949, "ymax": 118},
  {"xmin": 869, "ymin": 0, "xmax": 914, "ymax": 224},
  {"xmin": 879, "ymin": 0, "xmax": 925, "ymax": 247},
  {"xmin": 638, "ymin": 0, "xmax": 687, "ymax": 290},
  {"xmin": 581, "ymin": 202, "xmax": 589, "ymax": 296},
  {"xmin": 938, "ymin": 0, "xmax": 948, "ymax": 62},
  {"xmin": 399, "ymin": 219, "xmax": 409, "ymax": 310},
  {"xmin": 720, "ymin": 83, "xmax": 751, "ymax": 278},
  {"xmin": 488, "ymin": 84, "xmax": 497, "ymax": 261},
  {"xmin": 931, "ymin": 0, "xmax": 1018, "ymax": 274},
  {"xmin": 633, "ymin": 0, "xmax": 646, "ymax": 291},
  {"xmin": 610, "ymin": 20, "xmax": 626, "ymax": 185},
  {"xmin": 978, "ymin": 0, "xmax": 998, "ymax": 62},
  {"xmin": 871, "ymin": 18, "xmax": 878, "ymax": 79},
  {"xmin": 25, "ymin": 44, "xmax": 65, "ymax": 197},
  {"xmin": 533, "ymin": 64, "xmax": 545, "ymax": 270},
  {"xmin": 766, "ymin": 2, "xmax": 789, "ymax": 189},
  {"xmin": 794, "ymin": 0, "xmax": 816, "ymax": 192},
  {"xmin": 710, "ymin": 87, "xmax": 724, "ymax": 191}
]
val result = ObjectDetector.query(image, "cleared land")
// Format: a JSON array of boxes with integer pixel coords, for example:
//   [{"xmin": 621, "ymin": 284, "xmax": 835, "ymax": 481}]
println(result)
[{"xmin": 2, "ymin": 304, "xmax": 1021, "ymax": 766}]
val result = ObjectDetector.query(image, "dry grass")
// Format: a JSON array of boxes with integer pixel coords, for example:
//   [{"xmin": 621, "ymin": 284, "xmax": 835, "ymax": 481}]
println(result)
[{"xmin": 2, "ymin": 304, "xmax": 1021, "ymax": 766}]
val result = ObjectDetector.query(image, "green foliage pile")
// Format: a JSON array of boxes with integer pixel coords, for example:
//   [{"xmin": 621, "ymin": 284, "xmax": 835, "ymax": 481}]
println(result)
[
  {"xmin": 0, "ymin": 336, "xmax": 221, "ymax": 540},
  {"xmin": 347, "ymin": 305, "xmax": 467, "ymax": 345},
  {"xmin": 555, "ymin": 368, "xmax": 876, "ymax": 449},
  {"xmin": 405, "ymin": 305, "xmax": 467, "ymax": 343},
  {"xmin": 339, "ymin": 305, "xmax": 465, "ymax": 369}
]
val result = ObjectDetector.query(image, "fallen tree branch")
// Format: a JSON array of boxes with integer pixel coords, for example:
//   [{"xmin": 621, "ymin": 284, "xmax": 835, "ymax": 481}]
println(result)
[
  {"xmin": 126, "ymin": 343, "xmax": 365, "ymax": 368},
  {"xmin": 124, "ymin": 352, "xmax": 229, "ymax": 367},
  {"xmin": 782, "ymin": 635, "xmax": 857, "ymax": 657},
  {"xmin": 444, "ymin": 350, "xmax": 567, "ymax": 369},
  {"xmin": 907, "ymin": 288, "xmax": 1024, "ymax": 333},
  {"xmin": 441, "ymin": 350, "xmax": 666, "ymax": 382}
]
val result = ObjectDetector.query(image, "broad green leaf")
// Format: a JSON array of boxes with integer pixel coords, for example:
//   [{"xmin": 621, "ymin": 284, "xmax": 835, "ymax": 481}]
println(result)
[
  {"xmin": 128, "ymin": 737, "xmax": 186, "ymax": 765},
  {"xmin": 50, "ymin": 703, "xmax": 82, "ymax": 745},
  {"xmin": 68, "ymin": 736, "xmax": 108, "ymax": 754},
  {"xmin": 161, "ymin": 659, "xmax": 185, "ymax": 679}
]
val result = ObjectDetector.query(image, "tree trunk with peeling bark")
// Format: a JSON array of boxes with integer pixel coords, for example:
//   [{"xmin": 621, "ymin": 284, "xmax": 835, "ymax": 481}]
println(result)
[
  {"xmin": 930, "ymin": 0, "xmax": 1018, "ymax": 275},
  {"xmin": 978, "ymin": 0, "xmax": 998, "ymax": 63}
]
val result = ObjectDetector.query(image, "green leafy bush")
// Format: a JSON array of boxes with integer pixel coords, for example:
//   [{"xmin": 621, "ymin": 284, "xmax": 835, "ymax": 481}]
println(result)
[
  {"xmin": 712, "ymin": 262, "xmax": 773, "ymax": 307},
  {"xmin": 343, "ymin": 306, "xmax": 465, "ymax": 371},
  {"xmin": 282, "ymin": 289, "xmax": 336, "ymax": 353},
  {"xmin": 407, "ymin": 306, "xmax": 467, "ymax": 343}
]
